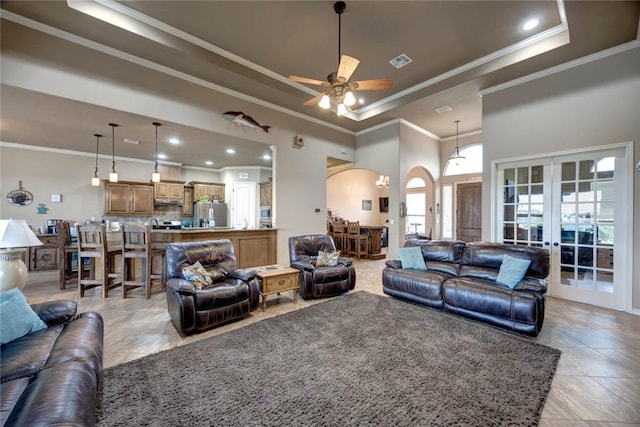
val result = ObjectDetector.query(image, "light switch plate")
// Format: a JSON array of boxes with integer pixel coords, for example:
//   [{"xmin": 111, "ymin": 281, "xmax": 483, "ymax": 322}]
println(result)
[{"xmin": 51, "ymin": 194, "xmax": 61, "ymax": 203}]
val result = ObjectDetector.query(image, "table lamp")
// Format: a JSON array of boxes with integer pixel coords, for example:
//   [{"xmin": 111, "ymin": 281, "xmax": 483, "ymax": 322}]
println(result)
[{"xmin": 0, "ymin": 219, "xmax": 43, "ymax": 291}]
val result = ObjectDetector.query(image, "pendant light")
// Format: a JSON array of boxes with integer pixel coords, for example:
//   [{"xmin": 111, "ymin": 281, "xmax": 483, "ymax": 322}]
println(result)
[
  {"xmin": 151, "ymin": 121, "xmax": 161, "ymax": 183},
  {"xmin": 451, "ymin": 120, "xmax": 465, "ymax": 165},
  {"xmin": 108, "ymin": 123, "xmax": 119, "ymax": 182},
  {"xmin": 91, "ymin": 133, "xmax": 103, "ymax": 187}
]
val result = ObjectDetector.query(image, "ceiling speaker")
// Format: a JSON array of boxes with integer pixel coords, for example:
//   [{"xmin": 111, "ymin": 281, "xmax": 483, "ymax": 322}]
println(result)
[{"xmin": 293, "ymin": 135, "xmax": 304, "ymax": 149}]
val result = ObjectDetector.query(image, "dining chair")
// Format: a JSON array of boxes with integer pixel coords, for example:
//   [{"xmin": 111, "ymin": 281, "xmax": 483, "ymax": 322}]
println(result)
[
  {"xmin": 121, "ymin": 223, "xmax": 165, "ymax": 299},
  {"xmin": 57, "ymin": 220, "xmax": 78, "ymax": 290},
  {"xmin": 77, "ymin": 223, "xmax": 122, "ymax": 297}
]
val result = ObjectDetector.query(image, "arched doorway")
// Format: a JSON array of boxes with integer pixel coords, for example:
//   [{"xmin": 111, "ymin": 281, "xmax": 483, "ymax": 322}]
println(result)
[{"xmin": 404, "ymin": 167, "xmax": 435, "ymax": 240}]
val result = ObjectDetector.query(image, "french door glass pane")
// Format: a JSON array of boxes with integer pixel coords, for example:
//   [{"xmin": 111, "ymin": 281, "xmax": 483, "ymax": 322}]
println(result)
[
  {"xmin": 501, "ymin": 166, "xmax": 543, "ymax": 246},
  {"xmin": 559, "ymin": 157, "xmax": 614, "ymax": 290}
]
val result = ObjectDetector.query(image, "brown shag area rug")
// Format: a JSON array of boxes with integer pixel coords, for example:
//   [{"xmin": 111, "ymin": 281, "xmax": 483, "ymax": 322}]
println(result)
[{"xmin": 96, "ymin": 291, "xmax": 560, "ymax": 426}]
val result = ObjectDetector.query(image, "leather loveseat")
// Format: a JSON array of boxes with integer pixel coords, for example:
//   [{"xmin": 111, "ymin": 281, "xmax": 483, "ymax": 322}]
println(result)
[
  {"xmin": 0, "ymin": 300, "xmax": 104, "ymax": 426},
  {"xmin": 165, "ymin": 240, "xmax": 260, "ymax": 335},
  {"xmin": 382, "ymin": 240, "xmax": 550, "ymax": 336}
]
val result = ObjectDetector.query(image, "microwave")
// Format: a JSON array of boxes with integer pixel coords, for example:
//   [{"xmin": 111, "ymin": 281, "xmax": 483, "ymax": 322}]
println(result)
[{"xmin": 260, "ymin": 205, "xmax": 271, "ymax": 220}]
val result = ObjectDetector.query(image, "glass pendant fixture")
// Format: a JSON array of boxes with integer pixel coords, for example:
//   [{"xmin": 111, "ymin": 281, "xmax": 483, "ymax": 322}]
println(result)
[
  {"xmin": 451, "ymin": 120, "xmax": 466, "ymax": 166},
  {"xmin": 343, "ymin": 90, "xmax": 356, "ymax": 107},
  {"xmin": 336, "ymin": 103, "xmax": 347, "ymax": 116},
  {"xmin": 108, "ymin": 122, "xmax": 119, "ymax": 182},
  {"xmin": 91, "ymin": 133, "xmax": 102, "ymax": 187},
  {"xmin": 151, "ymin": 121, "xmax": 161, "ymax": 183},
  {"xmin": 319, "ymin": 94, "xmax": 331, "ymax": 109}
]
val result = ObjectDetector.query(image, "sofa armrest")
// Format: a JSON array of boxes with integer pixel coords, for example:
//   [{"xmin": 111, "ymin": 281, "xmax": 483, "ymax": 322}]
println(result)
[
  {"xmin": 31, "ymin": 300, "xmax": 77, "ymax": 326},
  {"xmin": 291, "ymin": 260, "xmax": 315, "ymax": 272},
  {"xmin": 337, "ymin": 257, "xmax": 353, "ymax": 267},
  {"xmin": 515, "ymin": 278, "xmax": 548, "ymax": 294},
  {"xmin": 385, "ymin": 259, "xmax": 402, "ymax": 269},
  {"xmin": 229, "ymin": 268, "xmax": 257, "ymax": 282},
  {"xmin": 166, "ymin": 278, "xmax": 197, "ymax": 295}
]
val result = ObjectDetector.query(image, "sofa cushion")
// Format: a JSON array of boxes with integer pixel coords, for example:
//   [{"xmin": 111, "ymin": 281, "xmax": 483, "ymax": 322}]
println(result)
[
  {"xmin": 182, "ymin": 261, "xmax": 212, "ymax": 289},
  {"xmin": 0, "ymin": 325, "xmax": 63, "ymax": 383},
  {"xmin": 0, "ymin": 289, "xmax": 47, "ymax": 345},
  {"xmin": 316, "ymin": 250, "xmax": 340, "ymax": 267},
  {"xmin": 398, "ymin": 246, "xmax": 427, "ymax": 270},
  {"xmin": 497, "ymin": 255, "xmax": 531, "ymax": 289}
]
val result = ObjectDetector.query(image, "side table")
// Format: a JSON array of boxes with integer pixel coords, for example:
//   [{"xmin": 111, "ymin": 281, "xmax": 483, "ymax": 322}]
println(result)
[{"xmin": 254, "ymin": 265, "xmax": 300, "ymax": 311}]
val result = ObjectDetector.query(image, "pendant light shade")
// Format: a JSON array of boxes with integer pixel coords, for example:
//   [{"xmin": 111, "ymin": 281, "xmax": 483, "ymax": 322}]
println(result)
[
  {"xmin": 151, "ymin": 121, "xmax": 162, "ymax": 183},
  {"xmin": 91, "ymin": 133, "xmax": 103, "ymax": 187},
  {"xmin": 108, "ymin": 123, "xmax": 119, "ymax": 182},
  {"xmin": 451, "ymin": 120, "xmax": 465, "ymax": 165}
]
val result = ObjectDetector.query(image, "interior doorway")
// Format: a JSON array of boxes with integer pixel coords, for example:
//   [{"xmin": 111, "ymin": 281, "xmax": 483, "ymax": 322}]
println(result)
[{"xmin": 456, "ymin": 182, "xmax": 482, "ymax": 242}]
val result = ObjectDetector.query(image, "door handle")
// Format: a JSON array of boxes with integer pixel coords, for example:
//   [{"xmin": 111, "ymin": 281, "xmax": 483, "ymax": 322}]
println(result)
[
  {"xmin": 544, "ymin": 241, "xmax": 550, "ymax": 246},
  {"xmin": 553, "ymin": 242, "xmax": 559, "ymax": 246}
]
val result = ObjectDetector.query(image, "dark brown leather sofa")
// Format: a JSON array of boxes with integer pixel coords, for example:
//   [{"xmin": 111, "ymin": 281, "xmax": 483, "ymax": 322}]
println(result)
[
  {"xmin": 0, "ymin": 300, "xmax": 104, "ymax": 426},
  {"xmin": 383, "ymin": 240, "xmax": 550, "ymax": 336},
  {"xmin": 165, "ymin": 240, "xmax": 260, "ymax": 335},
  {"xmin": 289, "ymin": 234, "xmax": 356, "ymax": 299}
]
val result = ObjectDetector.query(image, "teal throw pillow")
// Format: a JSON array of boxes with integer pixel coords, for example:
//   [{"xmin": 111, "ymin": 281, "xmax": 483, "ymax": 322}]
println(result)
[
  {"xmin": 398, "ymin": 246, "xmax": 427, "ymax": 270},
  {"xmin": 0, "ymin": 288, "xmax": 47, "ymax": 345},
  {"xmin": 496, "ymin": 254, "xmax": 531, "ymax": 289}
]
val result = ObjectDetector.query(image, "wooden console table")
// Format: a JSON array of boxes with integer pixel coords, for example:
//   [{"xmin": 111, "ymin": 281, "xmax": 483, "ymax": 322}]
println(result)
[{"xmin": 359, "ymin": 225, "xmax": 387, "ymax": 260}]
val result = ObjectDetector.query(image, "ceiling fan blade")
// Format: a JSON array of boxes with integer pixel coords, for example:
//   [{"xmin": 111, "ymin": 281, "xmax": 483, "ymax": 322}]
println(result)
[
  {"xmin": 352, "ymin": 78, "xmax": 393, "ymax": 91},
  {"xmin": 303, "ymin": 93, "xmax": 325, "ymax": 106},
  {"xmin": 289, "ymin": 75, "xmax": 327, "ymax": 86},
  {"xmin": 337, "ymin": 55, "xmax": 360, "ymax": 82}
]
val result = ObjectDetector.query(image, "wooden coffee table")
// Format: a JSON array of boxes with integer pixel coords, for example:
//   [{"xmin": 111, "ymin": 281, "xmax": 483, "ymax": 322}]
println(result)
[{"xmin": 254, "ymin": 265, "xmax": 300, "ymax": 311}]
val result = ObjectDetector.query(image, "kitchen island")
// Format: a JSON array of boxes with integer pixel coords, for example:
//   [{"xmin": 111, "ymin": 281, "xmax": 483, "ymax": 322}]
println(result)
[{"xmin": 151, "ymin": 227, "xmax": 276, "ymax": 268}]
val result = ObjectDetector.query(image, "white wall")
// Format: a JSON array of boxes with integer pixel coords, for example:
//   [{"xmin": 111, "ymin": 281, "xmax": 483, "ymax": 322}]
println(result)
[{"xmin": 482, "ymin": 44, "xmax": 640, "ymax": 310}]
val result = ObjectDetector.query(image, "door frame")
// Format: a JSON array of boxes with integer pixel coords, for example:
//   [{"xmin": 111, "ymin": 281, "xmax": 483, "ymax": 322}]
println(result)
[{"xmin": 490, "ymin": 141, "xmax": 634, "ymax": 313}]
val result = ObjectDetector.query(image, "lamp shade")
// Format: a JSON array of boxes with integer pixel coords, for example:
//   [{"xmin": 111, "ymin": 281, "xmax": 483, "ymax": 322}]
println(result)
[{"xmin": 0, "ymin": 220, "xmax": 42, "ymax": 248}]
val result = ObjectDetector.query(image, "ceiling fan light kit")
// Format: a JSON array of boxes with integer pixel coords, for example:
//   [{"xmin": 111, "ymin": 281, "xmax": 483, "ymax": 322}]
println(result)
[{"xmin": 288, "ymin": 1, "xmax": 392, "ymax": 117}]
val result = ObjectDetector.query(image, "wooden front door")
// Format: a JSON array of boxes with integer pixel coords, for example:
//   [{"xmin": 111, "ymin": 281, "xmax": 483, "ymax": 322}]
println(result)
[{"xmin": 456, "ymin": 182, "xmax": 482, "ymax": 242}]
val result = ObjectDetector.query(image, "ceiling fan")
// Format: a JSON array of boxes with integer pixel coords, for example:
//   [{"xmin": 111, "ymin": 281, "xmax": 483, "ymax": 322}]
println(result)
[{"xmin": 288, "ymin": 1, "xmax": 392, "ymax": 116}]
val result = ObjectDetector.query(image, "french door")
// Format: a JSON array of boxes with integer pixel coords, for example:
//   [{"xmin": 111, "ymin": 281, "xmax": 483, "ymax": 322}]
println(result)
[{"xmin": 496, "ymin": 147, "xmax": 629, "ymax": 310}]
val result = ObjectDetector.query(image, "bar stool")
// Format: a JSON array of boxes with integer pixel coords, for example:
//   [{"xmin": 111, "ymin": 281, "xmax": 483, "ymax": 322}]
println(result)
[
  {"xmin": 121, "ymin": 223, "xmax": 165, "ymax": 299},
  {"xmin": 347, "ymin": 221, "xmax": 369, "ymax": 259},
  {"xmin": 77, "ymin": 223, "xmax": 122, "ymax": 297},
  {"xmin": 332, "ymin": 220, "xmax": 348, "ymax": 252},
  {"xmin": 57, "ymin": 221, "xmax": 77, "ymax": 290}
]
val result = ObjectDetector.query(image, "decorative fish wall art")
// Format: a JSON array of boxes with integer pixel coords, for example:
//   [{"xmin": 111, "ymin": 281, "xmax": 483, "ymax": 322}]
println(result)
[{"xmin": 222, "ymin": 111, "xmax": 271, "ymax": 133}]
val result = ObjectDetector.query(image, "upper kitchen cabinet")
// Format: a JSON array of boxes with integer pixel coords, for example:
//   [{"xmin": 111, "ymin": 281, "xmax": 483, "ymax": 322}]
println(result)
[
  {"xmin": 154, "ymin": 181, "xmax": 184, "ymax": 205},
  {"xmin": 105, "ymin": 181, "xmax": 154, "ymax": 216},
  {"xmin": 259, "ymin": 180, "xmax": 272, "ymax": 206},
  {"xmin": 191, "ymin": 181, "xmax": 225, "ymax": 203}
]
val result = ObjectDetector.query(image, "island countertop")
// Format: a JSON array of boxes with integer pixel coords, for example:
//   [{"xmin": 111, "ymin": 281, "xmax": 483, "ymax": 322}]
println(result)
[{"xmin": 150, "ymin": 227, "xmax": 276, "ymax": 268}]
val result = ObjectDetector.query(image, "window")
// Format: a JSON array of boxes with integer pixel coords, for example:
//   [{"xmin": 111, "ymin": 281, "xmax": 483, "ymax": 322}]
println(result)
[
  {"xmin": 444, "ymin": 144, "xmax": 483, "ymax": 176},
  {"xmin": 442, "ymin": 184, "xmax": 453, "ymax": 238},
  {"xmin": 406, "ymin": 177, "xmax": 426, "ymax": 234}
]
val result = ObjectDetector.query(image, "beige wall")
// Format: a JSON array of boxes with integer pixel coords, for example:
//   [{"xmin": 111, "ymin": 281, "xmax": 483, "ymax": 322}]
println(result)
[
  {"xmin": 327, "ymin": 168, "xmax": 389, "ymax": 226},
  {"xmin": 482, "ymin": 45, "xmax": 640, "ymax": 311}
]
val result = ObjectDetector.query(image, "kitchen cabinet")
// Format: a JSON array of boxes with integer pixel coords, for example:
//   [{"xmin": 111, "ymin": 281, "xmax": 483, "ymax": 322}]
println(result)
[
  {"xmin": 105, "ymin": 181, "xmax": 154, "ymax": 215},
  {"xmin": 30, "ymin": 234, "xmax": 59, "ymax": 271},
  {"xmin": 183, "ymin": 186, "xmax": 194, "ymax": 216},
  {"xmin": 191, "ymin": 182, "xmax": 225, "ymax": 203},
  {"xmin": 154, "ymin": 181, "xmax": 184, "ymax": 203},
  {"xmin": 259, "ymin": 181, "xmax": 272, "ymax": 206}
]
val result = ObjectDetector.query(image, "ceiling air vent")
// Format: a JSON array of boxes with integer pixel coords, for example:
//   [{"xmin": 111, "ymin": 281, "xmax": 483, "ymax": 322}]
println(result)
[
  {"xmin": 435, "ymin": 105, "xmax": 453, "ymax": 114},
  {"xmin": 389, "ymin": 53, "xmax": 412, "ymax": 69}
]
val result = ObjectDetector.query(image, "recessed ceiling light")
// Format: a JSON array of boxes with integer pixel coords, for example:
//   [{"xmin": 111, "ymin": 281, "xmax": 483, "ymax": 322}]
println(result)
[
  {"xmin": 123, "ymin": 137, "xmax": 139, "ymax": 145},
  {"xmin": 359, "ymin": 98, "xmax": 365, "ymax": 105},
  {"xmin": 226, "ymin": 148, "xmax": 235, "ymax": 154},
  {"xmin": 169, "ymin": 138, "xmax": 180, "ymax": 145},
  {"xmin": 157, "ymin": 153, "xmax": 167, "ymax": 160},
  {"xmin": 205, "ymin": 160, "xmax": 213, "ymax": 166},
  {"xmin": 522, "ymin": 18, "xmax": 539, "ymax": 31}
]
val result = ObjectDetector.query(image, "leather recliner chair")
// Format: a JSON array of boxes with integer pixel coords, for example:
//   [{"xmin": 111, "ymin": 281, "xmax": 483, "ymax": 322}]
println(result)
[
  {"xmin": 288, "ymin": 234, "xmax": 356, "ymax": 299},
  {"xmin": 165, "ymin": 240, "xmax": 260, "ymax": 335}
]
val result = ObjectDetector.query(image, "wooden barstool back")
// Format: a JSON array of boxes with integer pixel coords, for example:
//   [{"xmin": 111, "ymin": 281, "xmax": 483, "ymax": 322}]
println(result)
[
  {"xmin": 332, "ymin": 220, "xmax": 348, "ymax": 251},
  {"xmin": 347, "ymin": 221, "xmax": 369, "ymax": 259},
  {"xmin": 77, "ymin": 223, "xmax": 121, "ymax": 297},
  {"xmin": 57, "ymin": 221, "xmax": 77, "ymax": 290},
  {"xmin": 121, "ymin": 223, "xmax": 165, "ymax": 299}
]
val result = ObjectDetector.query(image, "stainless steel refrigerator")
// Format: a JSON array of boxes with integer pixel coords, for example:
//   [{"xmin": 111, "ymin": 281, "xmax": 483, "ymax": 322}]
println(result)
[{"xmin": 193, "ymin": 202, "xmax": 228, "ymax": 227}]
